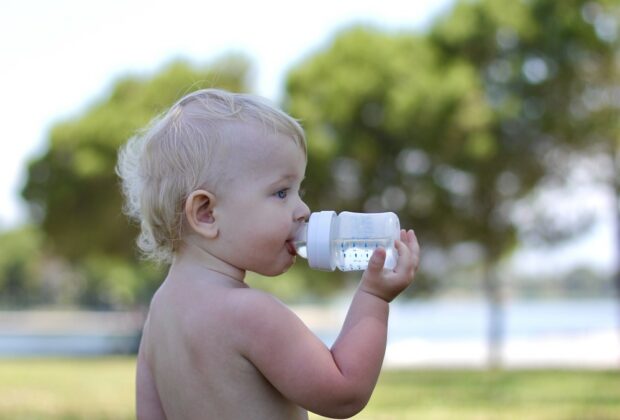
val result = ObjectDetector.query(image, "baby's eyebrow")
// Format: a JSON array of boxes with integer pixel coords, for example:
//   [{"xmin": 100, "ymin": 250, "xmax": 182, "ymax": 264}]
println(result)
[{"xmin": 268, "ymin": 174, "xmax": 304, "ymax": 187}]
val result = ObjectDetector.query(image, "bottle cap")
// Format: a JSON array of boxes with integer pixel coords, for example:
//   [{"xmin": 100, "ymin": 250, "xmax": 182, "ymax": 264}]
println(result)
[{"xmin": 307, "ymin": 211, "xmax": 336, "ymax": 271}]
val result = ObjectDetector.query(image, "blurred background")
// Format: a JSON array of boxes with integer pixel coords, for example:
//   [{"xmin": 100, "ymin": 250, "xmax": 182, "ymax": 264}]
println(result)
[{"xmin": 1, "ymin": 0, "xmax": 619, "ymax": 418}]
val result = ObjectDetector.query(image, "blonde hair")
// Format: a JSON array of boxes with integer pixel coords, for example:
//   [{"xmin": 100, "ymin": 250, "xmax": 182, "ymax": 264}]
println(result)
[{"xmin": 116, "ymin": 88, "xmax": 306, "ymax": 264}]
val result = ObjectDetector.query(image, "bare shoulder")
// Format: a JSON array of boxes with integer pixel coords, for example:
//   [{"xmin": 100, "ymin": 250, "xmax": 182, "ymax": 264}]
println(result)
[
  {"xmin": 217, "ymin": 287, "xmax": 318, "ymax": 359},
  {"xmin": 227, "ymin": 288, "xmax": 304, "ymax": 333},
  {"xmin": 230, "ymin": 287, "xmax": 289, "ymax": 313},
  {"xmin": 225, "ymin": 287, "xmax": 327, "ymax": 360}
]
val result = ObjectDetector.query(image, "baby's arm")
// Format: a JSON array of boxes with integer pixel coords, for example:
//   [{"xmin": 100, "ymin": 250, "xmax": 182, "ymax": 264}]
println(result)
[
  {"xmin": 233, "ymin": 229, "xmax": 419, "ymax": 418},
  {"xmin": 328, "ymin": 229, "xmax": 419, "ymax": 411}
]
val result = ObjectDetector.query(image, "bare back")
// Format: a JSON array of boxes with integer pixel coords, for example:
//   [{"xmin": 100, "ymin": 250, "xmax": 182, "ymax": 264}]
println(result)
[{"xmin": 136, "ymin": 273, "xmax": 308, "ymax": 420}]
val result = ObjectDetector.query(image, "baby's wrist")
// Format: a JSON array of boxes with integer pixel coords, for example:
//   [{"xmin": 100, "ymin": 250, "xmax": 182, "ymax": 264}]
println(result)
[{"xmin": 359, "ymin": 284, "xmax": 392, "ymax": 303}]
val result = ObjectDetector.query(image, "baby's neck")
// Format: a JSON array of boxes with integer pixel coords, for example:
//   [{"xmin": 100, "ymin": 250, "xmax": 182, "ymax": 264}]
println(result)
[{"xmin": 172, "ymin": 242, "xmax": 246, "ymax": 286}]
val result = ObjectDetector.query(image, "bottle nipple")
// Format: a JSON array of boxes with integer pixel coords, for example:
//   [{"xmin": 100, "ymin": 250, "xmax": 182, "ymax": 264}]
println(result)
[{"xmin": 293, "ymin": 224, "xmax": 308, "ymax": 258}]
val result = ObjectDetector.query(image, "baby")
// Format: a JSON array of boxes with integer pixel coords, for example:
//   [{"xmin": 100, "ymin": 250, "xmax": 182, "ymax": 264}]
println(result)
[{"xmin": 117, "ymin": 89, "xmax": 420, "ymax": 419}]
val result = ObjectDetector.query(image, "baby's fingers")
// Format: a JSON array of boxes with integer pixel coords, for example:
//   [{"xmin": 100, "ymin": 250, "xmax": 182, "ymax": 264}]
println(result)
[
  {"xmin": 401, "ymin": 229, "xmax": 419, "ymax": 253},
  {"xmin": 366, "ymin": 247, "xmax": 387, "ymax": 276},
  {"xmin": 405, "ymin": 229, "xmax": 420, "ymax": 271},
  {"xmin": 394, "ymin": 230, "xmax": 420, "ymax": 275}
]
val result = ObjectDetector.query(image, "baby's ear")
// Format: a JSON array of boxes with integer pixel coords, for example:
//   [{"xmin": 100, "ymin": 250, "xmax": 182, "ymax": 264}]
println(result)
[{"xmin": 185, "ymin": 190, "xmax": 218, "ymax": 239}]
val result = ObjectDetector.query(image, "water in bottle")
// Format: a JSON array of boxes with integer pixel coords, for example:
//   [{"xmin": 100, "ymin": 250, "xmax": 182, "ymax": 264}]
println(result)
[{"xmin": 293, "ymin": 211, "xmax": 400, "ymax": 271}]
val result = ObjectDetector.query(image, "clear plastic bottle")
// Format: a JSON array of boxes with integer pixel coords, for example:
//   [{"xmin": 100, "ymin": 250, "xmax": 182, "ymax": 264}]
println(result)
[{"xmin": 293, "ymin": 211, "xmax": 400, "ymax": 271}]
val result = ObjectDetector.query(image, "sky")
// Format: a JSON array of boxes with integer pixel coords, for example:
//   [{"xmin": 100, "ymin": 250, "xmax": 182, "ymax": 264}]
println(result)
[
  {"xmin": 0, "ymin": 0, "xmax": 454, "ymax": 227},
  {"xmin": 0, "ymin": 0, "xmax": 615, "ymax": 274}
]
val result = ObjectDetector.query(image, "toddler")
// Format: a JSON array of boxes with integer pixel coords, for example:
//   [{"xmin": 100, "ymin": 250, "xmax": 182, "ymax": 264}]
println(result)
[{"xmin": 117, "ymin": 89, "xmax": 420, "ymax": 419}]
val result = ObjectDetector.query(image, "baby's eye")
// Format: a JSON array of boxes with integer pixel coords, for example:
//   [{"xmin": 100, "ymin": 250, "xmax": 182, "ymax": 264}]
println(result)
[{"xmin": 275, "ymin": 189, "xmax": 288, "ymax": 199}]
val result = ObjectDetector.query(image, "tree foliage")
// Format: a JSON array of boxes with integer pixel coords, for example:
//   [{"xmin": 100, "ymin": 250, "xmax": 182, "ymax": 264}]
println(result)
[
  {"xmin": 23, "ymin": 56, "xmax": 250, "ymax": 262},
  {"xmin": 19, "ymin": 56, "xmax": 251, "ymax": 307},
  {"xmin": 0, "ymin": 226, "xmax": 45, "ymax": 307},
  {"xmin": 430, "ymin": 0, "xmax": 619, "ymax": 244},
  {"xmin": 286, "ymin": 26, "xmax": 516, "ymax": 276},
  {"xmin": 285, "ymin": 0, "xmax": 619, "ymax": 282}
]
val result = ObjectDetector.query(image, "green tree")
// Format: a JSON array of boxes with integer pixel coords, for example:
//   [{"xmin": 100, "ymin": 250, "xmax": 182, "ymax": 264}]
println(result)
[
  {"xmin": 285, "ymin": 0, "xmax": 619, "ymax": 366},
  {"xmin": 429, "ymin": 0, "xmax": 619, "ymax": 366},
  {"xmin": 21, "ymin": 55, "xmax": 252, "ymax": 307},
  {"xmin": 0, "ymin": 226, "xmax": 45, "ymax": 307},
  {"xmin": 286, "ymin": 28, "xmax": 492, "ymax": 296}
]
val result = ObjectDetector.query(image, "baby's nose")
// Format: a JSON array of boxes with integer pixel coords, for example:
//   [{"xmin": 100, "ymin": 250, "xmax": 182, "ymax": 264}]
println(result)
[{"xmin": 296, "ymin": 200, "xmax": 311, "ymax": 222}]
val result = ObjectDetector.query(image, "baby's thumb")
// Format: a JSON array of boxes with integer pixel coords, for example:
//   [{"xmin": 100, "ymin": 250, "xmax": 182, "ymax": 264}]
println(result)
[{"xmin": 366, "ymin": 248, "xmax": 386, "ymax": 275}]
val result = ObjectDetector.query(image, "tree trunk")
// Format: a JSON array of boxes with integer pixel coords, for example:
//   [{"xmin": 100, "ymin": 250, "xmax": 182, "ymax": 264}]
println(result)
[{"xmin": 482, "ymin": 259, "xmax": 504, "ymax": 369}]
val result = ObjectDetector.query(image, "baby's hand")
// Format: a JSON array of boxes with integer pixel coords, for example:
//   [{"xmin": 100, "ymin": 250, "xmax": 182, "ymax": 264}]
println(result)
[{"xmin": 359, "ymin": 229, "xmax": 419, "ymax": 302}]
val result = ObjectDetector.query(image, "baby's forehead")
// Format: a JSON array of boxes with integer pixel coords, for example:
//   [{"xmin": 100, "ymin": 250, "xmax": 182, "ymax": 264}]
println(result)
[
  {"xmin": 221, "ymin": 120, "xmax": 303, "ymax": 157},
  {"xmin": 212, "ymin": 120, "xmax": 305, "ymax": 183}
]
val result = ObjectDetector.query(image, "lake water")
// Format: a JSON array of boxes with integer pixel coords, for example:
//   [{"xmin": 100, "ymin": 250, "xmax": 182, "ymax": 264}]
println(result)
[
  {"xmin": 310, "ymin": 298, "xmax": 620, "ymax": 369},
  {"xmin": 389, "ymin": 298, "xmax": 618, "ymax": 340},
  {"xmin": 0, "ymin": 310, "xmax": 142, "ymax": 357},
  {"xmin": 0, "ymin": 334, "xmax": 139, "ymax": 357},
  {"xmin": 1, "ymin": 299, "xmax": 618, "ymax": 367}
]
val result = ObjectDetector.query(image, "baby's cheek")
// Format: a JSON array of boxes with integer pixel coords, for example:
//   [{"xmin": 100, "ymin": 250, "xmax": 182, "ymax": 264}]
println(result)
[{"xmin": 267, "ymin": 223, "xmax": 290, "ymax": 247}]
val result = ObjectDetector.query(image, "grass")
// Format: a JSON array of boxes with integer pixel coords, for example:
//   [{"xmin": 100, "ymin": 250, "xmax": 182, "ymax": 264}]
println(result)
[
  {"xmin": 0, "ymin": 358, "xmax": 619, "ymax": 419},
  {"xmin": 311, "ymin": 370, "xmax": 620, "ymax": 420},
  {"xmin": 0, "ymin": 357, "xmax": 134, "ymax": 420}
]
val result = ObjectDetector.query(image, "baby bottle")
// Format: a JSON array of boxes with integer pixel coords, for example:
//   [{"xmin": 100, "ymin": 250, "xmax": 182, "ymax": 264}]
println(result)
[{"xmin": 293, "ymin": 211, "xmax": 401, "ymax": 271}]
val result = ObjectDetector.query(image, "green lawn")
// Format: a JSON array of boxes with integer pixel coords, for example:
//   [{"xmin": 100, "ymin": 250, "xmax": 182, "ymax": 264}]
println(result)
[
  {"xmin": 0, "ymin": 357, "xmax": 618, "ymax": 419},
  {"xmin": 312, "ymin": 369, "xmax": 620, "ymax": 420}
]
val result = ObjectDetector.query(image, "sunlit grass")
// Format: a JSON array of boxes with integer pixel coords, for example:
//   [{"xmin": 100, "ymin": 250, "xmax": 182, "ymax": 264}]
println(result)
[
  {"xmin": 0, "ymin": 357, "xmax": 135, "ymax": 420},
  {"xmin": 0, "ymin": 358, "xmax": 619, "ymax": 419},
  {"xmin": 312, "ymin": 370, "xmax": 620, "ymax": 419}
]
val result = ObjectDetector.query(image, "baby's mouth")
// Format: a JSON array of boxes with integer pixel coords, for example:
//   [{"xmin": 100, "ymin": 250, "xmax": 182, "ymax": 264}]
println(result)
[{"xmin": 285, "ymin": 240, "xmax": 297, "ymax": 256}]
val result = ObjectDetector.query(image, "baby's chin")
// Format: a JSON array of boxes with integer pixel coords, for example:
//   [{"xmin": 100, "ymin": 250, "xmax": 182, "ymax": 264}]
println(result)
[{"xmin": 254, "ymin": 256, "xmax": 296, "ymax": 277}]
